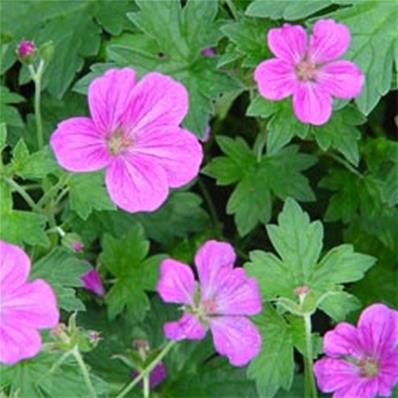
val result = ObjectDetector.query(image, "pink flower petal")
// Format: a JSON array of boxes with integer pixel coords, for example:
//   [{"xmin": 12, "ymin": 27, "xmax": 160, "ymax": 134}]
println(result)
[
  {"xmin": 323, "ymin": 322, "xmax": 362, "ymax": 358},
  {"xmin": 194, "ymin": 240, "xmax": 236, "ymax": 300},
  {"xmin": 313, "ymin": 357, "xmax": 360, "ymax": 394},
  {"xmin": 105, "ymin": 154, "xmax": 169, "ymax": 213},
  {"xmin": 292, "ymin": 82, "xmax": 332, "ymax": 125},
  {"xmin": 88, "ymin": 68, "xmax": 137, "ymax": 133},
  {"xmin": 164, "ymin": 313, "xmax": 206, "ymax": 341},
  {"xmin": 377, "ymin": 351, "xmax": 398, "ymax": 396},
  {"xmin": 50, "ymin": 117, "xmax": 110, "ymax": 172},
  {"xmin": 0, "ymin": 324, "xmax": 41, "ymax": 365},
  {"xmin": 0, "ymin": 240, "xmax": 30, "ymax": 291},
  {"xmin": 357, "ymin": 303, "xmax": 398, "ymax": 357},
  {"xmin": 209, "ymin": 316, "xmax": 261, "ymax": 367},
  {"xmin": 309, "ymin": 19, "xmax": 351, "ymax": 64},
  {"xmin": 81, "ymin": 269, "xmax": 105, "ymax": 297},
  {"xmin": 157, "ymin": 259, "xmax": 195, "ymax": 305},
  {"xmin": 134, "ymin": 126, "xmax": 203, "ymax": 188},
  {"xmin": 2, "ymin": 280, "xmax": 59, "ymax": 329},
  {"xmin": 267, "ymin": 23, "xmax": 307, "ymax": 64},
  {"xmin": 319, "ymin": 60, "xmax": 364, "ymax": 99},
  {"xmin": 254, "ymin": 59, "xmax": 297, "ymax": 100},
  {"xmin": 123, "ymin": 72, "xmax": 188, "ymax": 135},
  {"xmin": 212, "ymin": 268, "xmax": 262, "ymax": 316},
  {"xmin": 334, "ymin": 378, "xmax": 379, "ymax": 398}
]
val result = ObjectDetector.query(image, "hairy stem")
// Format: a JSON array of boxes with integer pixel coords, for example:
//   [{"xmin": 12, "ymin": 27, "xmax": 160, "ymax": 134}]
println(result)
[
  {"xmin": 6, "ymin": 178, "xmax": 41, "ymax": 212},
  {"xmin": 143, "ymin": 374, "xmax": 150, "ymax": 398},
  {"xmin": 72, "ymin": 346, "xmax": 97, "ymax": 398},
  {"xmin": 116, "ymin": 341, "xmax": 176, "ymax": 398},
  {"xmin": 304, "ymin": 314, "xmax": 318, "ymax": 398},
  {"xmin": 29, "ymin": 61, "xmax": 45, "ymax": 149}
]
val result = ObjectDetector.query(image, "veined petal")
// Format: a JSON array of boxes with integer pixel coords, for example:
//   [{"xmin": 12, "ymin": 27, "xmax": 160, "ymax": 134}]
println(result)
[
  {"xmin": 123, "ymin": 72, "xmax": 188, "ymax": 135},
  {"xmin": 0, "ymin": 240, "xmax": 30, "ymax": 292},
  {"xmin": 194, "ymin": 240, "xmax": 236, "ymax": 300},
  {"xmin": 323, "ymin": 322, "xmax": 362, "ymax": 358},
  {"xmin": 313, "ymin": 357, "xmax": 362, "ymax": 395},
  {"xmin": 254, "ymin": 59, "xmax": 296, "ymax": 100},
  {"xmin": 357, "ymin": 304, "xmax": 398, "ymax": 357},
  {"xmin": 50, "ymin": 117, "xmax": 110, "ymax": 172},
  {"xmin": 377, "ymin": 351, "xmax": 398, "ymax": 397},
  {"xmin": 1, "ymin": 280, "xmax": 59, "ymax": 329},
  {"xmin": 267, "ymin": 24, "xmax": 307, "ymax": 64},
  {"xmin": 88, "ymin": 68, "xmax": 137, "ymax": 133},
  {"xmin": 309, "ymin": 19, "xmax": 351, "ymax": 64},
  {"xmin": 292, "ymin": 82, "xmax": 332, "ymax": 125},
  {"xmin": 212, "ymin": 268, "xmax": 262, "ymax": 316},
  {"xmin": 105, "ymin": 154, "xmax": 169, "ymax": 213},
  {"xmin": 157, "ymin": 259, "xmax": 195, "ymax": 305},
  {"xmin": 134, "ymin": 126, "xmax": 203, "ymax": 188},
  {"xmin": 319, "ymin": 60, "xmax": 365, "ymax": 99},
  {"xmin": 334, "ymin": 379, "xmax": 379, "ymax": 398},
  {"xmin": 0, "ymin": 324, "xmax": 41, "ymax": 365},
  {"xmin": 164, "ymin": 314, "xmax": 206, "ymax": 341},
  {"xmin": 209, "ymin": 316, "xmax": 261, "ymax": 367}
]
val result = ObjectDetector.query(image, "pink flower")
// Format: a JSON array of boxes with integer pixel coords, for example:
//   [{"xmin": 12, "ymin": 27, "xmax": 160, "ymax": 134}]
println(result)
[
  {"xmin": 157, "ymin": 240, "xmax": 262, "ymax": 366},
  {"xmin": 81, "ymin": 268, "xmax": 104, "ymax": 297},
  {"xmin": 254, "ymin": 19, "xmax": 364, "ymax": 125},
  {"xmin": 131, "ymin": 363, "xmax": 167, "ymax": 389},
  {"xmin": 71, "ymin": 241, "xmax": 84, "ymax": 253},
  {"xmin": 314, "ymin": 303, "xmax": 398, "ymax": 398},
  {"xmin": 17, "ymin": 40, "xmax": 36, "ymax": 59},
  {"xmin": 0, "ymin": 240, "xmax": 59, "ymax": 365},
  {"xmin": 50, "ymin": 68, "xmax": 203, "ymax": 213}
]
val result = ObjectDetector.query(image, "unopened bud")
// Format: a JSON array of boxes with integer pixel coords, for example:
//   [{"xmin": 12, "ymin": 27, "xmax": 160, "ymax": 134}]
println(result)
[
  {"xmin": 16, "ymin": 40, "xmax": 36, "ymax": 62},
  {"xmin": 294, "ymin": 285, "xmax": 310, "ymax": 297}
]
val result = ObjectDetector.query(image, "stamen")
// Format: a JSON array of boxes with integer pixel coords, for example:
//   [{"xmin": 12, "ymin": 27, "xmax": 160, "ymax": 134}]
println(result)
[{"xmin": 106, "ymin": 128, "xmax": 133, "ymax": 155}]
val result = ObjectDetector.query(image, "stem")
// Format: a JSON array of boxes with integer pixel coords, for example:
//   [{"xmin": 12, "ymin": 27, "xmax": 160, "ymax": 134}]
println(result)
[
  {"xmin": 324, "ymin": 152, "xmax": 362, "ymax": 177},
  {"xmin": 143, "ymin": 374, "xmax": 150, "ymax": 398},
  {"xmin": 304, "ymin": 314, "xmax": 318, "ymax": 398},
  {"xmin": 6, "ymin": 178, "xmax": 41, "ymax": 212},
  {"xmin": 225, "ymin": 0, "xmax": 239, "ymax": 20},
  {"xmin": 29, "ymin": 61, "xmax": 45, "ymax": 149},
  {"xmin": 116, "ymin": 341, "xmax": 176, "ymax": 398},
  {"xmin": 254, "ymin": 129, "xmax": 267, "ymax": 162},
  {"xmin": 72, "ymin": 346, "xmax": 97, "ymax": 398}
]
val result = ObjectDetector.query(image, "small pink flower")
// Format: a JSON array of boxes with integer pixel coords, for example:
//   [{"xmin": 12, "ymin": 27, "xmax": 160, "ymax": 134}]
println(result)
[
  {"xmin": 201, "ymin": 48, "xmax": 215, "ymax": 57},
  {"xmin": 314, "ymin": 303, "xmax": 398, "ymax": 398},
  {"xmin": 254, "ymin": 19, "xmax": 364, "ymax": 125},
  {"xmin": 17, "ymin": 40, "xmax": 36, "ymax": 59},
  {"xmin": 50, "ymin": 68, "xmax": 203, "ymax": 213},
  {"xmin": 157, "ymin": 240, "xmax": 262, "ymax": 367},
  {"xmin": 0, "ymin": 240, "xmax": 59, "ymax": 365},
  {"xmin": 81, "ymin": 269, "xmax": 104, "ymax": 297},
  {"xmin": 131, "ymin": 363, "xmax": 167, "ymax": 389},
  {"xmin": 71, "ymin": 241, "xmax": 84, "ymax": 253}
]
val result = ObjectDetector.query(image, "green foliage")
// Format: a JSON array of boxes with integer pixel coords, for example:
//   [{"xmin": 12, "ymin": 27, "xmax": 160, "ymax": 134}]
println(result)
[
  {"xmin": 100, "ymin": 225, "xmax": 164, "ymax": 321},
  {"xmin": 31, "ymin": 247, "xmax": 90, "ymax": 311},
  {"xmin": 1, "ymin": 0, "xmax": 133, "ymax": 97},
  {"xmin": 203, "ymin": 137, "xmax": 316, "ymax": 236},
  {"xmin": 0, "ymin": 86, "xmax": 25, "ymax": 128},
  {"xmin": 68, "ymin": 172, "xmax": 116, "ymax": 220}
]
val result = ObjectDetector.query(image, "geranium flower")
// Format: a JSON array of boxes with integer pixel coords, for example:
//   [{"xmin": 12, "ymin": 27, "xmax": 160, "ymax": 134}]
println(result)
[
  {"xmin": 254, "ymin": 19, "xmax": 364, "ymax": 125},
  {"xmin": 0, "ymin": 240, "xmax": 59, "ymax": 365},
  {"xmin": 81, "ymin": 268, "xmax": 104, "ymax": 297},
  {"xmin": 314, "ymin": 303, "xmax": 398, "ymax": 398},
  {"xmin": 51, "ymin": 68, "xmax": 203, "ymax": 213},
  {"xmin": 157, "ymin": 240, "xmax": 262, "ymax": 366}
]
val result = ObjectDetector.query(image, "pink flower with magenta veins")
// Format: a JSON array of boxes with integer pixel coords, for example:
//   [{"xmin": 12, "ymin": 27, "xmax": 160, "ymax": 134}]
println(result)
[
  {"xmin": 254, "ymin": 19, "xmax": 365, "ymax": 125},
  {"xmin": 157, "ymin": 240, "xmax": 262, "ymax": 367},
  {"xmin": 314, "ymin": 303, "xmax": 398, "ymax": 398},
  {"xmin": 50, "ymin": 67, "xmax": 203, "ymax": 213}
]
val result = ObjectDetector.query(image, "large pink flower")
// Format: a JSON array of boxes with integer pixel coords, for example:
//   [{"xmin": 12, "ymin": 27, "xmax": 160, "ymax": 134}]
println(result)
[
  {"xmin": 254, "ymin": 19, "xmax": 364, "ymax": 125},
  {"xmin": 51, "ymin": 68, "xmax": 203, "ymax": 213},
  {"xmin": 0, "ymin": 240, "xmax": 59, "ymax": 365},
  {"xmin": 157, "ymin": 240, "xmax": 262, "ymax": 367},
  {"xmin": 314, "ymin": 303, "xmax": 398, "ymax": 398}
]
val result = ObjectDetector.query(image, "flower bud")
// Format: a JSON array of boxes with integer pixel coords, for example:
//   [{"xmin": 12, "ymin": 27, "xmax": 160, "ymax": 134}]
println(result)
[
  {"xmin": 201, "ymin": 47, "xmax": 215, "ymax": 57},
  {"xmin": 16, "ymin": 40, "xmax": 36, "ymax": 62},
  {"xmin": 81, "ymin": 268, "xmax": 105, "ymax": 297},
  {"xmin": 62, "ymin": 233, "xmax": 84, "ymax": 253}
]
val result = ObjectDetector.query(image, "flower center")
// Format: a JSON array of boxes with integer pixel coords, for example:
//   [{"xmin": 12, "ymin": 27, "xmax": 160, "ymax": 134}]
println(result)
[
  {"xmin": 295, "ymin": 60, "xmax": 318, "ymax": 82},
  {"xmin": 201, "ymin": 299, "xmax": 217, "ymax": 315},
  {"xmin": 106, "ymin": 128, "xmax": 132, "ymax": 155},
  {"xmin": 358, "ymin": 357, "xmax": 379, "ymax": 378}
]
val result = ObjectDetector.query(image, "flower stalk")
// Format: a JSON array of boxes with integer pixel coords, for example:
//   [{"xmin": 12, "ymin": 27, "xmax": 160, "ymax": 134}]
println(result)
[{"xmin": 304, "ymin": 313, "xmax": 318, "ymax": 398}]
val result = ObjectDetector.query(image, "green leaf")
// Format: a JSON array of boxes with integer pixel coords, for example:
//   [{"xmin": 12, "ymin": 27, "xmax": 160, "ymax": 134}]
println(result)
[
  {"xmin": 246, "ymin": 0, "xmax": 334, "ymax": 20},
  {"xmin": 0, "ymin": 181, "xmax": 49, "ymax": 247},
  {"xmin": 327, "ymin": 1, "xmax": 398, "ymax": 114},
  {"xmin": 100, "ymin": 225, "xmax": 164, "ymax": 320},
  {"xmin": 247, "ymin": 305, "xmax": 295, "ymax": 397},
  {"xmin": 246, "ymin": 199, "xmax": 375, "ymax": 300},
  {"xmin": 101, "ymin": 0, "xmax": 241, "ymax": 138},
  {"xmin": 383, "ymin": 164, "xmax": 398, "ymax": 206},
  {"xmin": 0, "ymin": 86, "xmax": 24, "ymax": 128},
  {"xmin": 68, "ymin": 172, "xmax": 116, "ymax": 220},
  {"xmin": 1, "ymin": 0, "xmax": 133, "ymax": 98},
  {"xmin": 203, "ymin": 138, "xmax": 316, "ymax": 236},
  {"xmin": 31, "ymin": 248, "xmax": 90, "ymax": 311},
  {"xmin": 318, "ymin": 291, "xmax": 361, "ymax": 322}
]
